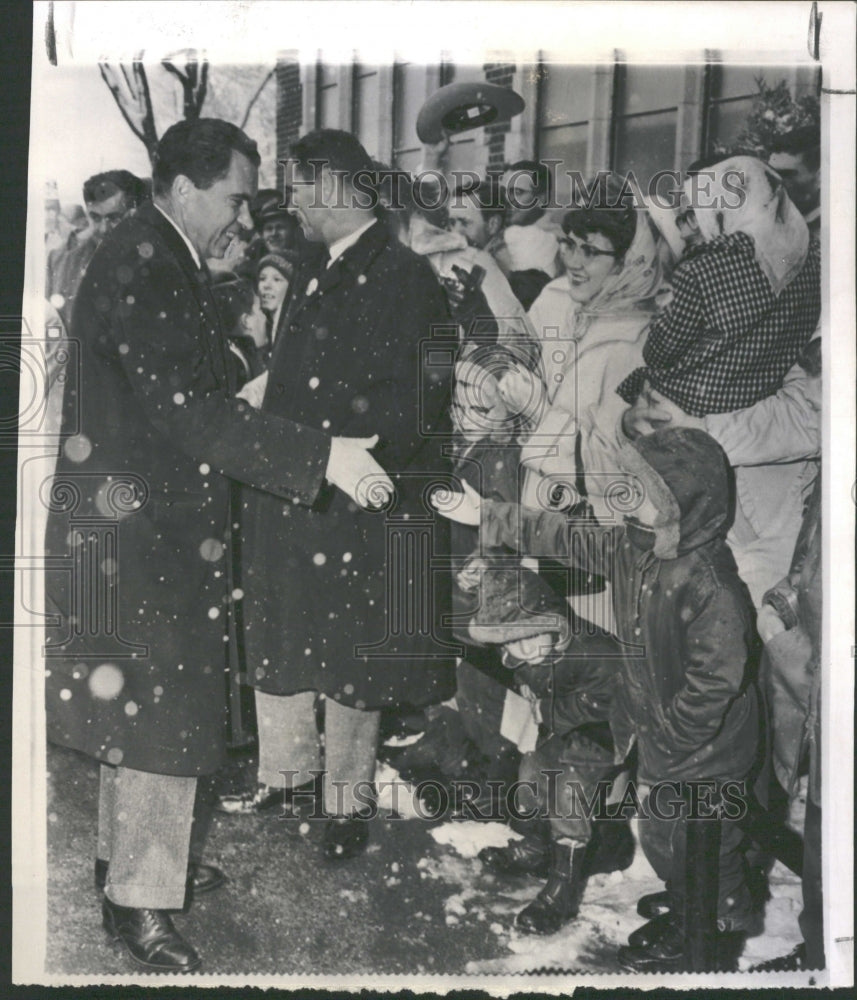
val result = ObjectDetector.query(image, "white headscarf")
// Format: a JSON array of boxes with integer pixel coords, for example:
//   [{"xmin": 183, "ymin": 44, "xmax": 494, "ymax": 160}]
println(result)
[{"xmin": 686, "ymin": 155, "xmax": 809, "ymax": 296}]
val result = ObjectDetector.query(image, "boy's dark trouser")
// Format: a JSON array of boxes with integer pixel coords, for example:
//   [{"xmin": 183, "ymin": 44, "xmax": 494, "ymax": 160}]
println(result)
[
  {"xmin": 638, "ymin": 791, "xmax": 752, "ymax": 929},
  {"xmin": 800, "ymin": 798, "xmax": 824, "ymax": 968},
  {"xmin": 517, "ymin": 729, "xmax": 615, "ymax": 841}
]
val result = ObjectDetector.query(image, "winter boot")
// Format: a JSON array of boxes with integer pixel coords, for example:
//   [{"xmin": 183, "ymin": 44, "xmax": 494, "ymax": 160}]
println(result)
[
  {"xmin": 516, "ymin": 838, "xmax": 587, "ymax": 935},
  {"xmin": 582, "ymin": 819, "xmax": 635, "ymax": 876},
  {"xmin": 617, "ymin": 913, "xmax": 684, "ymax": 972},
  {"xmin": 479, "ymin": 835, "xmax": 551, "ymax": 879},
  {"xmin": 637, "ymin": 889, "xmax": 671, "ymax": 919}
]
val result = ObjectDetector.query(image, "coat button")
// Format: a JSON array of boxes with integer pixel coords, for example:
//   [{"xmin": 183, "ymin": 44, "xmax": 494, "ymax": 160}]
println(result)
[{"xmin": 276, "ymin": 383, "xmax": 286, "ymax": 393}]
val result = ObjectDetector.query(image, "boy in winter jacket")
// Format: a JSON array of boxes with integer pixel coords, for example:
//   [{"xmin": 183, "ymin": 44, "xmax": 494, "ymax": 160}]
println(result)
[
  {"xmin": 454, "ymin": 558, "xmax": 634, "ymax": 935},
  {"xmin": 434, "ymin": 427, "xmax": 761, "ymax": 969}
]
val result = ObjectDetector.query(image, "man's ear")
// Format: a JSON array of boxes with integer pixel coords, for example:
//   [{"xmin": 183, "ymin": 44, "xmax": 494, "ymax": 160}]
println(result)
[
  {"xmin": 319, "ymin": 165, "xmax": 340, "ymax": 206},
  {"xmin": 487, "ymin": 215, "xmax": 502, "ymax": 237},
  {"xmin": 172, "ymin": 174, "xmax": 194, "ymax": 204}
]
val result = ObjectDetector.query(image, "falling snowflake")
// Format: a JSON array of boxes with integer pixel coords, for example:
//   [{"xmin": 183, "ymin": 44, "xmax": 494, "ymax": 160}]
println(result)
[
  {"xmin": 63, "ymin": 434, "xmax": 92, "ymax": 463},
  {"xmin": 88, "ymin": 663, "xmax": 124, "ymax": 700},
  {"xmin": 199, "ymin": 538, "xmax": 224, "ymax": 561},
  {"xmin": 312, "ymin": 552, "xmax": 327, "ymax": 566}
]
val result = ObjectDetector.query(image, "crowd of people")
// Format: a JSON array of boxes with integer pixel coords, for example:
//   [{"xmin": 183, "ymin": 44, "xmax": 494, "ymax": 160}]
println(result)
[{"xmin": 43, "ymin": 103, "xmax": 822, "ymax": 976}]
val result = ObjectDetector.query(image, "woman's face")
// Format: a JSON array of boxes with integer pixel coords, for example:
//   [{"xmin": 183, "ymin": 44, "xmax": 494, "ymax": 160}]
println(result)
[
  {"xmin": 257, "ymin": 266, "xmax": 289, "ymax": 314},
  {"xmin": 559, "ymin": 229, "xmax": 622, "ymax": 303}
]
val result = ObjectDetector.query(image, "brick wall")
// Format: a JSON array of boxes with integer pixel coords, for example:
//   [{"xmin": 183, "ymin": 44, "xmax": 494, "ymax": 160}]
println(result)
[
  {"xmin": 275, "ymin": 58, "xmax": 303, "ymax": 199},
  {"xmin": 483, "ymin": 62, "xmax": 516, "ymax": 175}
]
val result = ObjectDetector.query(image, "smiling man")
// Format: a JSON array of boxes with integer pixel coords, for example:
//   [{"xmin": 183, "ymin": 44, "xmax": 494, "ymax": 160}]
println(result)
[
  {"xmin": 222, "ymin": 129, "xmax": 456, "ymax": 860},
  {"xmin": 44, "ymin": 118, "xmax": 393, "ymax": 974}
]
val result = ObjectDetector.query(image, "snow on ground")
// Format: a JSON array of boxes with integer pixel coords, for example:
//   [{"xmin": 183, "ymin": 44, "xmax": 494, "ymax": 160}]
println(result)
[{"xmin": 422, "ymin": 815, "xmax": 805, "ymax": 973}]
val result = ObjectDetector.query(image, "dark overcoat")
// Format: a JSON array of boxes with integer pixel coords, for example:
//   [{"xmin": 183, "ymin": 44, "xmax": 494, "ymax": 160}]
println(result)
[
  {"xmin": 44, "ymin": 201, "xmax": 330, "ymax": 776},
  {"xmin": 243, "ymin": 221, "xmax": 458, "ymax": 709}
]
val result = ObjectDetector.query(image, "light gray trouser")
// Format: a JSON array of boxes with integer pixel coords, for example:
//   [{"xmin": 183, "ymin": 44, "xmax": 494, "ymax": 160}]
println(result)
[
  {"xmin": 97, "ymin": 764, "xmax": 196, "ymax": 910},
  {"xmin": 254, "ymin": 688, "xmax": 379, "ymax": 814}
]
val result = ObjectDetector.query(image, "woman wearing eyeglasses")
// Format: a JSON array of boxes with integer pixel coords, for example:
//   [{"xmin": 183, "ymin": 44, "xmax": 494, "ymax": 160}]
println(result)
[{"xmin": 498, "ymin": 177, "xmax": 667, "ymax": 540}]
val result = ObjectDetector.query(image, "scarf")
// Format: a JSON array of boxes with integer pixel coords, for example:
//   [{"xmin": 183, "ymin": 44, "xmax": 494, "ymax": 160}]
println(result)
[
  {"xmin": 688, "ymin": 155, "xmax": 809, "ymax": 296},
  {"xmin": 565, "ymin": 209, "xmax": 664, "ymax": 340}
]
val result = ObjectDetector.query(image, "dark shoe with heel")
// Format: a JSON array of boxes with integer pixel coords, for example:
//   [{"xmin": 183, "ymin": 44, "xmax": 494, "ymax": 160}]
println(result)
[
  {"xmin": 516, "ymin": 840, "xmax": 587, "ymax": 935},
  {"xmin": 102, "ymin": 895, "xmax": 201, "ymax": 973}
]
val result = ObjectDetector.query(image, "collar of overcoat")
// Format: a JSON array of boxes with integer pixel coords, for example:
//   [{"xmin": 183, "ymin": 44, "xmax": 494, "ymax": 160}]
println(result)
[
  {"xmin": 135, "ymin": 200, "xmax": 236, "ymax": 392},
  {"xmin": 286, "ymin": 219, "xmax": 389, "ymax": 324}
]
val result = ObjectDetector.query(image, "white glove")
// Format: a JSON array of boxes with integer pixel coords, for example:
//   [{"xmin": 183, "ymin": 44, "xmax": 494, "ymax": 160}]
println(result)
[
  {"xmin": 236, "ymin": 371, "xmax": 268, "ymax": 409},
  {"xmin": 325, "ymin": 434, "xmax": 394, "ymax": 509}
]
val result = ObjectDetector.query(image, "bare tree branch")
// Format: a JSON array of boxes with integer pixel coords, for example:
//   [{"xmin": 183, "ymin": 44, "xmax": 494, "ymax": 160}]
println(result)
[
  {"xmin": 163, "ymin": 49, "xmax": 209, "ymax": 121},
  {"xmin": 240, "ymin": 67, "xmax": 275, "ymax": 129},
  {"xmin": 99, "ymin": 55, "xmax": 159, "ymax": 164}
]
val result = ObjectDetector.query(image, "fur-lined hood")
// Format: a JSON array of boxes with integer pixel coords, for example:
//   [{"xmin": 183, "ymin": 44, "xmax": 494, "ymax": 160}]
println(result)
[{"xmin": 618, "ymin": 428, "xmax": 733, "ymax": 559}]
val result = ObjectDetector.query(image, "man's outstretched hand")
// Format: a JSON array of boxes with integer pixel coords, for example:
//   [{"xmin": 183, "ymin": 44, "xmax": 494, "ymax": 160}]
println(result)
[{"xmin": 326, "ymin": 434, "xmax": 394, "ymax": 509}]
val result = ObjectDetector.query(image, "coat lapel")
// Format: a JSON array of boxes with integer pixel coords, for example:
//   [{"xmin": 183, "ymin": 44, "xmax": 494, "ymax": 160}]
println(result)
[{"xmin": 137, "ymin": 202, "xmax": 234, "ymax": 392}]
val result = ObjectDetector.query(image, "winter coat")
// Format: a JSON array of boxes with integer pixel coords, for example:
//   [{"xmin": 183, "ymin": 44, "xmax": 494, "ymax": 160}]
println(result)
[
  {"xmin": 481, "ymin": 428, "xmax": 760, "ymax": 786},
  {"xmin": 515, "ymin": 628, "xmax": 621, "ymax": 741},
  {"xmin": 44, "ymin": 201, "xmax": 330, "ymax": 776},
  {"xmin": 522, "ymin": 285, "xmax": 654, "ymax": 523},
  {"xmin": 705, "ymin": 353, "xmax": 821, "ymax": 605},
  {"xmin": 242, "ymin": 220, "xmax": 457, "ymax": 710},
  {"xmin": 761, "ymin": 474, "xmax": 822, "ymax": 804}
]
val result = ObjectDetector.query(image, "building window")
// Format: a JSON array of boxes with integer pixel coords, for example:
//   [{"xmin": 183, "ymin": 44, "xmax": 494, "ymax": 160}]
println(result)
[
  {"xmin": 612, "ymin": 64, "xmax": 684, "ymax": 186},
  {"xmin": 353, "ymin": 64, "xmax": 381, "ymax": 159},
  {"xmin": 536, "ymin": 63, "xmax": 594, "ymax": 179},
  {"xmin": 315, "ymin": 60, "xmax": 340, "ymax": 130},
  {"xmin": 705, "ymin": 64, "xmax": 818, "ymax": 152},
  {"xmin": 392, "ymin": 62, "xmax": 428, "ymax": 173}
]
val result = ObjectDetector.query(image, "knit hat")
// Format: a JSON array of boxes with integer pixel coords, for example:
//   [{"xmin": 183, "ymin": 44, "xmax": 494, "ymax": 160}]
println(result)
[
  {"xmin": 618, "ymin": 427, "xmax": 732, "ymax": 559},
  {"xmin": 256, "ymin": 253, "xmax": 296, "ymax": 282}
]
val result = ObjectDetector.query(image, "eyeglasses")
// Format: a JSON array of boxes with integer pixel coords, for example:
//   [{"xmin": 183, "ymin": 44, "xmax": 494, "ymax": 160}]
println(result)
[{"xmin": 558, "ymin": 235, "xmax": 616, "ymax": 261}]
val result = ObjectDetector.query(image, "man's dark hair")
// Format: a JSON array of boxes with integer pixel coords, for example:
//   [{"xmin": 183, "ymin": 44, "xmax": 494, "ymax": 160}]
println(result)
[
  {"xmin": 770, "ymin": 126, "xmax": 821, "ymax": 172},
  {"xmin": 453, "ymin": 178, "xmax": 506, "ymax": 225},
  {"xmin": 82, "ymin": 170, "xmax": 147, "ymax": 207},
  {"xmin": 563, "ymin": 204, "xmax": 637, "ymax": 261},
  {"xmin": 506, "ymin": 159, "xmax": 552, "ymax": 200},
  {"xmin": 289, "ymin": 129, "xmax": 375, "ymax": 182},
  {"xmin": 152, "ymin": 118, "xmax": 261, "ymax": 197}
]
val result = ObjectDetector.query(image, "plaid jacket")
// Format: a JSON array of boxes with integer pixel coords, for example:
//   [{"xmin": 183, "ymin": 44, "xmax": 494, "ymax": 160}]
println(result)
[{"xmin": 617, "ymin": 232, "xmax": 820, "ymax": 416}]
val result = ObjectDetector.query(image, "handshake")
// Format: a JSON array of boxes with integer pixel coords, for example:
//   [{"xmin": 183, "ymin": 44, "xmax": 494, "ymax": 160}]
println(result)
[{"xmin": 237, "ymin": 372, "xmax": 393, "ymax": 510}]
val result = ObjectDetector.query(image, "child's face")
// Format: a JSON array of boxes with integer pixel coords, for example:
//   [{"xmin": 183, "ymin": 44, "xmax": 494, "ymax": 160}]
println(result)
[
  {"xmin": 257, "ymin": 266, "xmax": 289, "ymax": 314},
  {"xmin": 626, "ymin": 490, "xmax": 660, "ymax": 531}
]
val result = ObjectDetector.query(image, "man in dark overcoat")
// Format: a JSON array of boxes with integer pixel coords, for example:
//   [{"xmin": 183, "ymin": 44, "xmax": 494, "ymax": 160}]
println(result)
[
  {"xmin": 44, "ymin": 118, "xmax": 392, "ymax": 972},
  {"xmin": 232, "ymin": 130, "xmax": 457, "ymax": 858}
]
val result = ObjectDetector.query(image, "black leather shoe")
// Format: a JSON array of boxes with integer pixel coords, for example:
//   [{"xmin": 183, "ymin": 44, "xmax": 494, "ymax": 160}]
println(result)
[
  {"xmin": 617, "ymin": 915, "xmax": 684, "ymax": 972},
  {"xmin": 95, "ymin": 859, "xmax": 225, "ymax": 896},
  {"xmin": 627, "ymin": 911, "xmax": 676, "ymax": 949},
  {"xmin": 322, "ymin": 815, "xmax": 369, "ymax": 860},
  {"xmin": 637, "ymin": 889, "xmax": 671, "ymax": 919},
  {"xmin": 479, "ymin": 837, "xmax": 550, "ymax": 878},
  {"xmin": 102, "ymin": 895, "xmax": 201, "ymax": 973}
]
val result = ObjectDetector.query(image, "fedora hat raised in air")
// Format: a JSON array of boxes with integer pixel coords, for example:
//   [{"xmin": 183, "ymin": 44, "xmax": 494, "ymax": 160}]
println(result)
[{"xmin": 416, "ymin": 81, "xmax": 525, "ymax": 144}]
